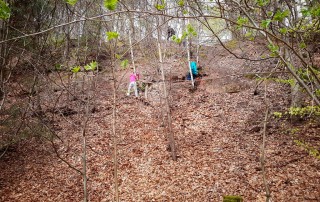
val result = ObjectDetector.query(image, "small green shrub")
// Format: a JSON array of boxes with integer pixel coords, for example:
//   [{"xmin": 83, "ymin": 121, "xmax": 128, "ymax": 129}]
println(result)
[
  {"xmin": 294, "ymin": 140, "xmax": 320, "ymax": 159},
  {"xmin": 288, "ymin": 106, "xmax": 320, "ymax": 117},
  {"xmin": 273, "ymin": 78, "xmax": 295, "ymax": 87},
  {"xmin": 273, "ymin": 111, "xmax": 283, "ymax": 118},
  {"xmin": 273, "ymin": 106, "xmax": 320, "ymax": 119},
  {"xmin": 223, "ymin": 195, "xmax": 243, "ymax": 202}
]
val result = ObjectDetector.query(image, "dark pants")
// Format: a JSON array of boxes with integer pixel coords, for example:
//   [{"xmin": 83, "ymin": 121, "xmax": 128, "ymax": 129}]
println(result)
[{"xmin": 186, "ymin": 73, "xmax": 198, "ymax": 80}]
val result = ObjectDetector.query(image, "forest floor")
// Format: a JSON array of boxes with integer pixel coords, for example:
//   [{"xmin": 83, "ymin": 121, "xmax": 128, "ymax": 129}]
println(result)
[{"xmin": 0, "ymin": 41, "xmax": 319, "ymax": 201}]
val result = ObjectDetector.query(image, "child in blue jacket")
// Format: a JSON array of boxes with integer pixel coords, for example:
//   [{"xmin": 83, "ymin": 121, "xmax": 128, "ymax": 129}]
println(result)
[{"xmin": 186, "ymin": 60, "xmax": 198, "ymax": 80}]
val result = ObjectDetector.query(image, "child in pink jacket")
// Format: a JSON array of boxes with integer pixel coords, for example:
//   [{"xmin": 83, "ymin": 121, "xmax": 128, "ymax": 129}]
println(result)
[{"xmin": 127, "ymin": 72, "xmax": 139, "ymax": 97}]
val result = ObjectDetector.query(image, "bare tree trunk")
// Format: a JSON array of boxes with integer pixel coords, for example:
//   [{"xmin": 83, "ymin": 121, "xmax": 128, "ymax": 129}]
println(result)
[
  {"xmin": 128, "ymin": 14, "xmax": 136, "ymax": 72},
  {"xmin": 0, "ymin": 19, "xmax": 10, "ymax": 109},
  {"xmin": 186, "ymin": 3, "xmax": 195, "ymax": 88},
  {"xmin": 196, "ymin": 20, "xmax": 200, "ymax": 65},
  {"xmin": 82, "ymin": 102, "xmax": 89, "ymax": 202},
  {"xmin": 110, "ymin": 37, "xmax": 120, "ymax": 202},
  {"xmin": 157, "ymin": 24, "xmax": 177, "ymax": 161},
  {"xmin": 261, "ymin": 107, "xmax": 271, "ymax": 202}
]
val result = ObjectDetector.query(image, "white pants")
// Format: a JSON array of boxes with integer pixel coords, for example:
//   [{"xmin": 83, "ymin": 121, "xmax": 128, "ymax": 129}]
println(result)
[{"xmin": 127, "ymin": 81, "xmax": 138, "ymax": 97}]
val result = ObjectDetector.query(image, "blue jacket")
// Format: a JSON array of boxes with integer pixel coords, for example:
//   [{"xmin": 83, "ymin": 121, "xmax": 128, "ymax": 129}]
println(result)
[{"xmin": 190, "ymin": 61, "xmax": 198, "ymax": 75}]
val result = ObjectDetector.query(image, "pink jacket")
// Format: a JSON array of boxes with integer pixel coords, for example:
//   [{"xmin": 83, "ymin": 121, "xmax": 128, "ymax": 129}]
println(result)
[{"xmin": 129, "ymin": 73, "xmax": 139, "ymax": 82}]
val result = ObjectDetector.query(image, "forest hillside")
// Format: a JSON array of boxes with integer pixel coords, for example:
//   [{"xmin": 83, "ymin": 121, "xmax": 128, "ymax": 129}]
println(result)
[
  {"xmin": 0, "ymin": 0, "xmax": 320, "ymax": 202},
  {"xmin": 1, "ymin": 40, "xmax": 319, "ymax": 201}
]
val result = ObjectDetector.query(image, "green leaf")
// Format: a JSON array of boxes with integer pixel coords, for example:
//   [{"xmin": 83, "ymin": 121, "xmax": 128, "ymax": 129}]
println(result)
[
  {"xmin": 186, "ymin": 24, "xmax": 197, "ymax": 36},
  {"xmin": 301, "ymin": 8, "xmax": 311, "ymax": 17},
  {"xmin": 172, "ymin": 35, "xmax": 182, "ymax": 44},
  {"xmin": 155, "ymin": 0, "xmax": 166, "ymax": 11},
  {"xmin": 273, "ymin": 112, "xmax": 283, "ymax": 118},
  {"xmin": 311, "ymin": 6, "xmax": 320, "ymax": 17},
  {"xmin": 71, "ymin": 66, "xmax": 81, "ymax": 73},
  {"xmin": 178, "ymin": 0, "xmax": 184, "ymax": 7},
  {"xmin": 55, "ymin": 64, "xmax": 63, "ymax": 70},
  {"xmin": 182, "ymin": 10, "xmax": 188, "ymax": 15},
  {"xmin": 120, "ymin": 59, "xmax": 128, "ymax": 69},
  {"xmin": 273, "ymin": 9, "xmax": 290, "ymax": 21},
  {"xmin": 84, "ymin": 61, "xmax": 97, "ymax": 71},
  {"xmin": 237, "ymin": 17, "xmax": 248, "ymax": 27},
  {"xmin": 267, "ymin": 43, "xmax": 279, "ymax": 56},
  {"xmin": 104, "ymin": 0, "xmax": 118, "ymax": 11},
  {"xmin": 267, "ymin": 11, "xmax": 273, "ymax": 17},
  {"xmin": 0, "ymin": 0, "xmax": 10, "ymax": 20},
  {"xmin": 65, "ymin": 0, "xmax": 78, "ymax": 6},
  {"xmin": 155, "ymin": 4, "xmax": 165, "ymax": 10},
  {"xmin": 256, "ymin": 0, "xmax": 269, "ymax": 7},
  {"xmin": 279, "ymin": 27, "xmax": 288, "ymax": 34},
  {"xmin": 115, "ymin": 54, "xmax": 122, "ymax": 60},
  {"xmin": 299, "ymin": 42, "xmax": 307, "ymax": 49},
  {"xmin": 261, "ymin": 19, "xmax": 271, "ymax": 29},
  {"xmin": 181, "ymin": 31, "xmax": 188, "ymax": 39},
  {"xmin": 84, "ymin": 65, "xmax": 90, "ymax": 71},
  {"xmin": 106, "ymin": 31, "xmax": 119, "ymax": 41},
  {"xmin": 90, "ymin": 61, "xmax": 97, "ymax": 70}
]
